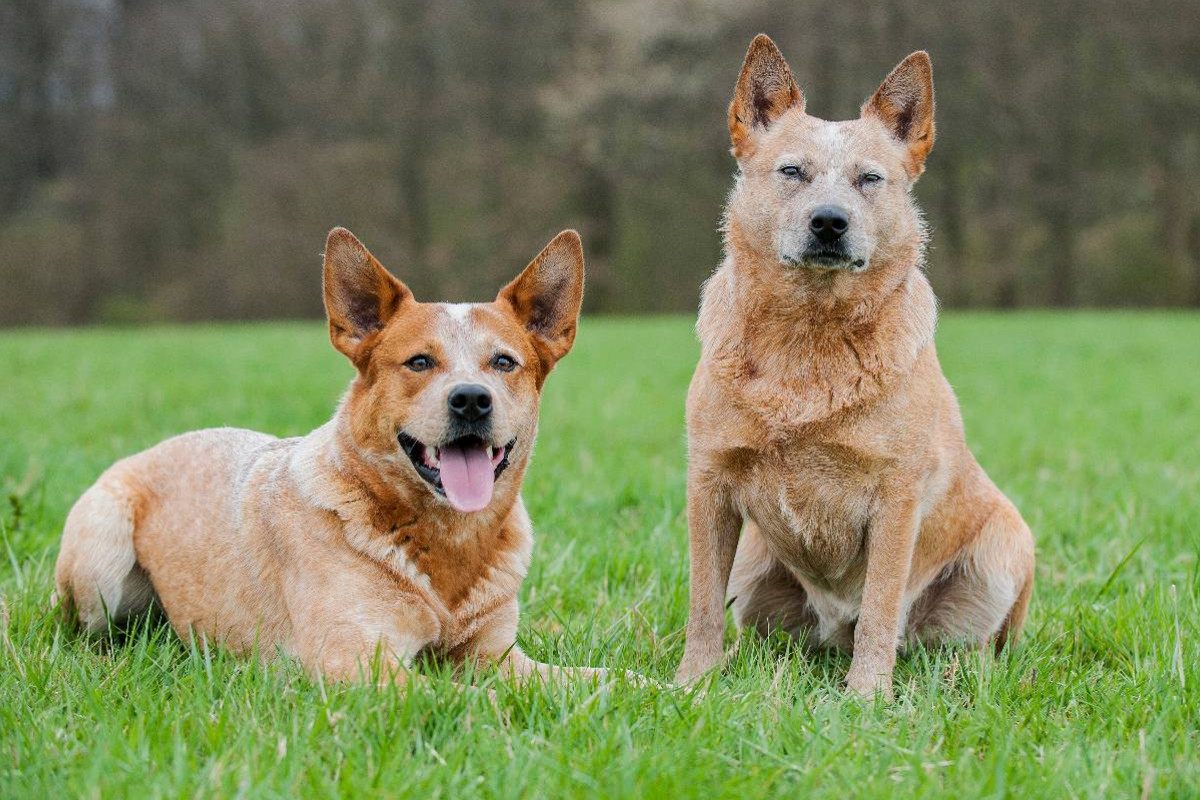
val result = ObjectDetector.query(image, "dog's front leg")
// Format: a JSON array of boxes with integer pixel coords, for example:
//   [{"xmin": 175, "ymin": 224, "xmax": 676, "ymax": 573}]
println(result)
[
  {"xmin": 674, "ymin": 471, "xmax": 742, "ymax": 684},
  {"xmin": 498, "ymin": 648, "xmax": 610, "ymax": 682},
  {"xmin": 845, "ymin": 495, "xmax": 920, "ymax": 701},
  {"xmin": 469, "ymin": 602, "xmax": 643, "ymax": 685}
]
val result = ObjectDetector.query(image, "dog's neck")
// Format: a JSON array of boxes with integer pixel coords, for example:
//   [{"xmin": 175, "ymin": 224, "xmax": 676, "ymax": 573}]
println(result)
[
  {"xmin": 700, "ymin": 233, "xmax": 938, "ymax": 429},
  {"xmin": 292, "ymin": 409, "xmax": 523, "ymax": 541}
]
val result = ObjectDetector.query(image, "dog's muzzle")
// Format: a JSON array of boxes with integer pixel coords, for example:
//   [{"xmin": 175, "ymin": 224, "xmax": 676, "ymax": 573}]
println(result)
[{"xmin": 783, "ymin": 243, "xmax": 867, "ymax": 272}]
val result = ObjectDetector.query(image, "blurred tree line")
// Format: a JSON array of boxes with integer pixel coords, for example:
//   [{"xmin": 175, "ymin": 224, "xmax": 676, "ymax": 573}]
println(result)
[{"xmin": 1, "ymin": 0, "xmax": 1198, "ymax": 325}]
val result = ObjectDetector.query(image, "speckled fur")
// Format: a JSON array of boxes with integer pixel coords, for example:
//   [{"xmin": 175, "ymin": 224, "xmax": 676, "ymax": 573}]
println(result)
[
  {"xmin": 675, "ymin": 36, "xmax": 1035, "ymax": 699},
  {"xmin": 56, "ymin": 228, "xmax": 617, "ymax": 687}
]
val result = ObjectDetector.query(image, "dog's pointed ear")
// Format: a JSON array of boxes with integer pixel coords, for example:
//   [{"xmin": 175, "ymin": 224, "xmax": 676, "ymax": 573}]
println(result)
[
  {"xmin": 497, "ymin": 230, "xmax": 585, "ymax": 380},
  {"xmin": 862, "ymin": 51, "xmax": 935, "ymax": 178},
  {"xmin": 323, "ymin": 227, "xmax": 411, "ymax": 366},
  {"xmin": 729, "ymin": 34, "xmax": 804, "ymax": 157}
]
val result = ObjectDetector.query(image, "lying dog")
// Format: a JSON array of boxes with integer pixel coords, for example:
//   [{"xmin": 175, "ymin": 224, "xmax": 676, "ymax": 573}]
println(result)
[
  {"xmin": 56, "ymin": 227, "xmax": 612, "ymax": 686},
  {"xmin": 675, "ymin": 36, "xmax": 1035, "ymax": 698}
]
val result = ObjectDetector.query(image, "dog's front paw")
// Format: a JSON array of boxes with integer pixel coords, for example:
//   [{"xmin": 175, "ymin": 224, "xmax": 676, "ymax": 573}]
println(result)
[
  {"xmin": 606, "ymin": 668, "xmax": 661, "ymax": 689},
  {"xmin": 674, "ymin": 650, "xmax": 723, "ymax": 686},
  {"xmin": 673, "ymin": 662, "xmax": 710, "ymax": 686},
  {"xmin": 845, "ymin": 666, "xmax": 895, "ymax": 702}
]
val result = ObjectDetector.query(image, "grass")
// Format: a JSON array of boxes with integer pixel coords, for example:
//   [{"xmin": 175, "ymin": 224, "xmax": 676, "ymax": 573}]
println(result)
[{"xmin": 1, "ymin": 313, "xmax": 1198, "ymax": 798}]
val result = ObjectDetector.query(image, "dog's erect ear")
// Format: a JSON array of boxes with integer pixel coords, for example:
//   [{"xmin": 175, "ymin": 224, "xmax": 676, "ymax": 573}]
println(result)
[
  {"xmin": 862, "ymin": 51, "xmax": 935, "ymax": 178},
  {"xmin": 729, "ymin": 34, "xmax": 804, "ymax": 157},
  {"xmin": 497, "ymin": 230, "xmax": 585, "ymax": 381},
  {"xmin": 323, "ymin": 227, "xmax": 411, "ymax": 365}
]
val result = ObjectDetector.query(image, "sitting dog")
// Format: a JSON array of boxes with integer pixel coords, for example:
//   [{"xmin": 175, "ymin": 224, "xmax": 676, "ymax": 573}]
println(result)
[
  {"xmin": 56, "ymin": 227, "xmax": 613, "ymax": 686},
  {"xmin": 674, "ymin": 36, "xmax": 1035, "ymax": 698}
]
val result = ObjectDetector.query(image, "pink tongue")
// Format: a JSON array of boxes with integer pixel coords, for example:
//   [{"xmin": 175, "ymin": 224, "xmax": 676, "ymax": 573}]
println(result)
[{"xmin": 438, "ymin": 443, "xmax": 495, "ymax": 512}]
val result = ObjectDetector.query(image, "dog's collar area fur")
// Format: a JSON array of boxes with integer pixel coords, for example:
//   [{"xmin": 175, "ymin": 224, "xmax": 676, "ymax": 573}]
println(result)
[{"xmin": 699, "ymin": 254, "xmax": 937, "ymax": 428}]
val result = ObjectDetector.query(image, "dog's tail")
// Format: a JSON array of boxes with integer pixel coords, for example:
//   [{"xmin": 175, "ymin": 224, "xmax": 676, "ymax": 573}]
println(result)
[{"xmin": 55, "ymin": 475, "xmax": 155, "ymax": 632}]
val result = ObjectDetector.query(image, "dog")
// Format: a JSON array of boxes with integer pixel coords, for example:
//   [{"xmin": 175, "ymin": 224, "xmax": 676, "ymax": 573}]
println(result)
[
  {"xmin": 674, "ymin": 35, "xmax": 1035, "ymax": 699},
  {"xmin": 56, "ymin": 227, "xmax": 616, "ymax": 687}
]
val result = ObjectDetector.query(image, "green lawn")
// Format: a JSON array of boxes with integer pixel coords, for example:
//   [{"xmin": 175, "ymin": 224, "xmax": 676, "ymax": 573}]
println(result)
[{"xmin": 1, "ymin": 314, "xmax": 1197, "ymax": 798}]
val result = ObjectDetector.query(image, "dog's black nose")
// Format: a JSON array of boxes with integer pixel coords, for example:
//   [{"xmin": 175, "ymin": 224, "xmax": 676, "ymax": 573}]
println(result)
[
  {"xmin": 809, "ymin": 206, "xmax": 850, "ymax": 244},
  {"xmin": 448, "ymin": 384, "xmax": 492, "ymax": 422}
]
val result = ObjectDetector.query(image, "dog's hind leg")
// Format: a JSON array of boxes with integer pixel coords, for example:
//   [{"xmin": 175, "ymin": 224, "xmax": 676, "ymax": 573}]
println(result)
[
  {"xmin": 907, "ymin": 499, "xmax": 1034, "ymax": 651},
  {"xmin": 729, "ymin": 521, "xmax": 818, "ymax": 643},
  {"xmin": 54, "ymin": 476, "xmax": 156, "ymax": 632},
  {"xmin": 994, "ymin": 559, "xmax": 1034, "ymax": 652}
]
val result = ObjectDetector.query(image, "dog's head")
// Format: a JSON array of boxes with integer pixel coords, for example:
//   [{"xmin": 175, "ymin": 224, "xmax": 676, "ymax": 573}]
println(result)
[
  {"xmin": 323, "ymin": 228, "xmax": 584, "ymax": 513},
  {"xmin": 724, "ymin": 35, "xmax": 934, "ymax": 276}
]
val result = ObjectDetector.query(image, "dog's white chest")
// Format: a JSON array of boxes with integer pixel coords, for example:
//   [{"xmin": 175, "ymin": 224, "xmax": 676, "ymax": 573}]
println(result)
[
  {"xmin": 742, "ymin": 483, "xmax": 872, "ymax": 648},
  {"xmin": 754, "ymin": 491, "xmax": 867, "ymax": 581},
  {"xmin": 731, "ymin": 439, "xmax": 887, "ymax": 649}
]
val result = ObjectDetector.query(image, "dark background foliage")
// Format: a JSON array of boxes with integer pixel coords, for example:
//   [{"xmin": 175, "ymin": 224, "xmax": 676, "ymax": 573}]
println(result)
[{"xmin": 2, "ymin": 0, "xmax": 1198, "ymax": 325}]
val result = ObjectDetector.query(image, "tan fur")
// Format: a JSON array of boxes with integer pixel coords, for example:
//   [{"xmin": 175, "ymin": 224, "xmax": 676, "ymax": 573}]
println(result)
[
  {"xmin": 675, "ymin": 36, "xmax": 1035, "ymax": 699},
  {"xmin": 56, "ymin": 227, "xmax": 620, "ymax": 687}
]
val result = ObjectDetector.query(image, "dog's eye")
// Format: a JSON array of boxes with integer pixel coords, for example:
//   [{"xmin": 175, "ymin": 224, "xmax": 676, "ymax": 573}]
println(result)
[
  {"xmin": 491, "ymin": 354, "xmax": 518, "ymax": 372},
  {"xmin": 404, "ymin": 354, "xmax": 435, "ymax": 372},
  {"xmin": 779, "ymin": 165, "xmax": 806, "ymax": 179},
  {"xmin": 860, "ymin": 172, "xmax": 884, "ymax": 185}
]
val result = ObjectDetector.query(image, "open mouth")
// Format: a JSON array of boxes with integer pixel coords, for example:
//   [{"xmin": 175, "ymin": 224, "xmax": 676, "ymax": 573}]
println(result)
[{"xmin": 397, "ymin": 432, "xmax": 515, "ymax": 513}]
